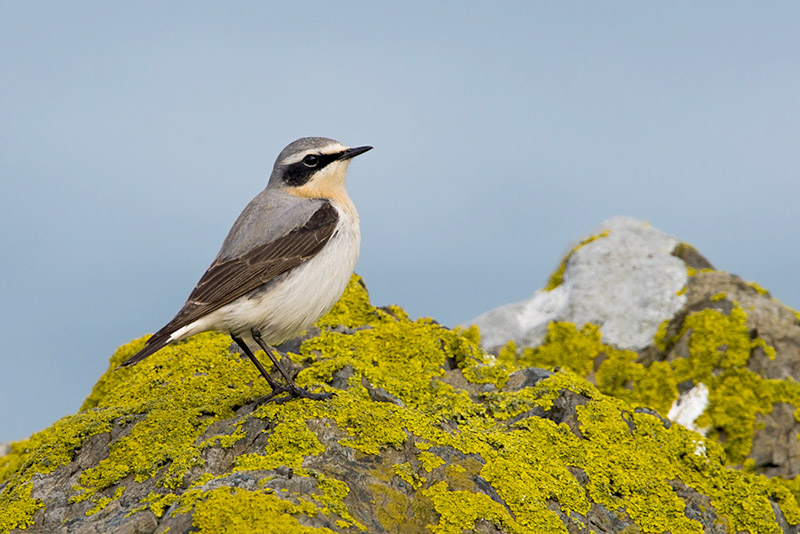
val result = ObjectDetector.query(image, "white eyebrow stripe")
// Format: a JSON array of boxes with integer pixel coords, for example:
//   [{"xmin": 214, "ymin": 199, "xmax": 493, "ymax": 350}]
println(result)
[{"xmin": 279, "ymin": 143, "xmax": 349, "ymax": 165}]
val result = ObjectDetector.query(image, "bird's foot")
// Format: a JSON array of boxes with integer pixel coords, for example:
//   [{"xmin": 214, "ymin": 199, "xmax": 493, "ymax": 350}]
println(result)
[
  {"xmin": 259, "ymin": 384, "xmax": 334, "ymax": 404},
  {"xmin": 256, "ymin": 384, "xmax": 292, "ymax": 404},
  {"xmin": 288, "ymin": 386, "xmax": 334, "ymax": 401}
]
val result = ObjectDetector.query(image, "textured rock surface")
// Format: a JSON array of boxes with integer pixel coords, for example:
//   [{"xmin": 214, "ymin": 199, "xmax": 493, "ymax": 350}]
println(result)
[
  {"xmin": 469, "ymin": 218, "xmax": 800, "ymax": 480},
  {"xmin": 2, "ymin": 276, "xmax": 799, "ymax": 533},
  {"xmin": 469, "ymin": 217, "xmax": 688, "ymax": 353},
  {"xmin": 646, "ymin": 268, "xmax": 800, "ymax": 478}
]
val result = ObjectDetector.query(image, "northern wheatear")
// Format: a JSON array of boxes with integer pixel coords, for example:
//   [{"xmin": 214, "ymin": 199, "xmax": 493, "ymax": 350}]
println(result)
[{"xmin": 120, "ymin": 137, "xmax": 372, "ymax": 401}]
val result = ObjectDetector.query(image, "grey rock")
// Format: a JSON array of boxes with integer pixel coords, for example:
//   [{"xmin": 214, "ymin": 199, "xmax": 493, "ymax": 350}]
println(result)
[
  {"xmin": 4, "ymin": 250, "xmax": 798, "ymax": 533},
  {"xmin": 468, "ymin": 217, "xmax": 800, "ymax": 480},
  {"xmin": 468, "ymin": 216, "xmax": 688, "ymax": 352}
]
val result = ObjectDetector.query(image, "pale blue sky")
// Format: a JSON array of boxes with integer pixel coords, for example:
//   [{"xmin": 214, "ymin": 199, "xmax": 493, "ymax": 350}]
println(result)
[{"xmin": 2, "ymin": 2, "xmax": 799, "ymax": 441}]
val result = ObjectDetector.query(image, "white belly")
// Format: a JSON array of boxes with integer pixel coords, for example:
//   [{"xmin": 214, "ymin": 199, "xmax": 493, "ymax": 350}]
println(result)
[{"xmin": 173, "ymin": 207, "xmax": 360, "ymax": 345}]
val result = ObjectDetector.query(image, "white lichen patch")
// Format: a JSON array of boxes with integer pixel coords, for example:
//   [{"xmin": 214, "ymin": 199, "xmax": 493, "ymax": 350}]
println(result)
[{"xmin": 668, "ymin": 383, "xmax": 710, "ymax": 435}]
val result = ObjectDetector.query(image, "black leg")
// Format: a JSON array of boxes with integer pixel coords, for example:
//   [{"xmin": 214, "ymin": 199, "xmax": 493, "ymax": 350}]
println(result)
[
  {"xmin": 250, "ymin": 329, "xmax": 333, "ymax": 401},
  {"xmin": 231, "ymin": 334, "xmax": 288, "ymax": 400}
]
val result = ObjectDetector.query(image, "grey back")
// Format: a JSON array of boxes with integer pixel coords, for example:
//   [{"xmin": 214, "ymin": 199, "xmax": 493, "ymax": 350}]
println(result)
[{"xmin": 215, "ymin": 188, "xmax": 326, "ymax": 261}]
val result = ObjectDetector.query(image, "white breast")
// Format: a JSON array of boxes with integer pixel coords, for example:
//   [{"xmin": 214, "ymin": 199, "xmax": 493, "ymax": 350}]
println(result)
[{"xmin": 171, "ymin": 200, "xmax": 360, "ymax": 345}]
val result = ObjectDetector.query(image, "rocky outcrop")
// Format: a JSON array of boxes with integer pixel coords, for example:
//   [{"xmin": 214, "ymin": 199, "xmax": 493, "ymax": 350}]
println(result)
[
  {"xmin": 469, "ymin": 216, "xmax": 689, "ymax": 353},
  {"xmin": 468, "ymin": 217, "xmax": 800, "ymax": 480},
  {"xmin": 2, "ymin": 223, "xmax": 800, "ymax": 533}
]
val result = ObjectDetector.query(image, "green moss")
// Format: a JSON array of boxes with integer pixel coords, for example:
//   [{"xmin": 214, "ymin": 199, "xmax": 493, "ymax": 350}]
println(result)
[
  {"xmin": 545, "ymin": 229, "xmax": 610, "ymax": 291},
  {"xmin": 2, "ymin": 275, "xmax": 798, "ymax": 533}
]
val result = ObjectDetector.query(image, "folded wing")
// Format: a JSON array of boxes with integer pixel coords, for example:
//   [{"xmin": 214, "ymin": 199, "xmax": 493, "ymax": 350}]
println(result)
[{"xmin": 120, "ymin": 201, "xmax": 339, "ymax": 367}]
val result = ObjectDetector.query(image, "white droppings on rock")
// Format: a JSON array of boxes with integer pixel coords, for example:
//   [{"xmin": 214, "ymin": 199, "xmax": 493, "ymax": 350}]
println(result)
[
  {"xmin": 468, "ymin": 216, "xmax": 688, "ymax": 351},
  {"xmin": 668, "ymin": 383, "xmax": 710, "ymax": 435}
]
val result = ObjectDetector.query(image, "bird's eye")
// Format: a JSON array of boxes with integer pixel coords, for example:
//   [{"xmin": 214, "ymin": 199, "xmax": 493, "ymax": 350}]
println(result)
[{"xmin": 303, "ymin": 154, "xmax": 319, "ymax": 167}]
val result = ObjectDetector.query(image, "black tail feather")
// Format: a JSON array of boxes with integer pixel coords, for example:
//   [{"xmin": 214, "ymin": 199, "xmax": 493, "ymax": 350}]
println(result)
[{"xmin": 117, "ymin": 332, "xmax": 173, "ymax": 369}]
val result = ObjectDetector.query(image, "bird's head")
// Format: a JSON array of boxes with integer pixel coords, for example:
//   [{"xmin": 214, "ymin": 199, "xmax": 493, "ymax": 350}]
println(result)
[{"xmin": 268, "ymin": 137, "xmax": 372, "ymax": 200}]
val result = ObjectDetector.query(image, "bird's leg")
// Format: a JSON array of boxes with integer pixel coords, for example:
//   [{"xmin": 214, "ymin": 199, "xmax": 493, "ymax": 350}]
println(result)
[
  {"xmin": 250, "ymin": 329, "xmax": 333, "ymax": 401},
  {"xmin": 230, "ymin": 335, "xmax": 289, "ymax": 401}
]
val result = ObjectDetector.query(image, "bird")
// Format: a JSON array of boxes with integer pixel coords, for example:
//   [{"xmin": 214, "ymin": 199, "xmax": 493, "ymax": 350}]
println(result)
[{"xmin": 119, "ymin": 137, "xmax": 372, "ymax": 401}]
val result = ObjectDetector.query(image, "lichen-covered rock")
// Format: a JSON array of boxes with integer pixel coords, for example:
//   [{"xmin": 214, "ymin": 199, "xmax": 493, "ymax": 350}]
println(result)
[
  {"xmin": 469, "ymin": 218, "xmax": 800, "ymax": 481},
  {"xmin": 468, "ymin": 217, "xmax": 689, "ymax": 353},
  {"xmin": 1, "ymin": 276, "xmax": 799, "ymax": 533}
]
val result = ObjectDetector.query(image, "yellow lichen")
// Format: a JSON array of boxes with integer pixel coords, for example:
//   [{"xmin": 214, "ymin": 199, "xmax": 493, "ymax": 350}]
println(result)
[
  {"xmin": 480, "ymin": 416, "xmax": 589, "ymax": 531},
  {"xmin": 313, "ymin": 476, "xmax": 366, "ymax": 531},
  {"xmin": 513, "ymin": 298, "xmax": 796, "ymax": 469},
  {"xmin": 545, "ymin": 229, "xmax": 610, "ymax": 291},
  {"xmin": 418, "ymin": 451, "xmax": 444, "ymax": 473},
  {"xmin": 142, "ymin": 492, "xmax": 179, "ymax": 518},
  {"xmin": 234, "ymin": 403, "xmax": 325, "ymax": 473},
  {"xmin": 1, "ymin": 275, "xmax": 798, "ymax": 533},
  {"xmin": 687, "ymin": 267, "xmax": 715, "ymax": 277},
  {"xmin": 748, "ymin": 281, "xmax": 770, "ymax": 295},
  {"xmin": 394, "ymin": 462, "xmax": 426, "ymax": 490},
  {"xmin": 0, "ymin": 483, "xmax": 42, "ymax": 532},
  {"xmin": 189, "ymin": 487, "xmax": 333, "ymax": 534},
  {"xmin": 422, "ymin": 481, "xmax": 527, "ymax": 534},
  {"xmin": 518, "ymin": 322, "xmax": 607, "ymax": 377}
]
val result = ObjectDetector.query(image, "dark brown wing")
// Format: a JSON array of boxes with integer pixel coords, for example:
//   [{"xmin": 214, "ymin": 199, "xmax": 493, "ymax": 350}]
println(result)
[
  {"xmin": 120, "ymin": 202, "xmax": 338, "ymax": 367},
  {"xmin": 175, "ymin": 201, "xmax": 338, "ymax": 327}
]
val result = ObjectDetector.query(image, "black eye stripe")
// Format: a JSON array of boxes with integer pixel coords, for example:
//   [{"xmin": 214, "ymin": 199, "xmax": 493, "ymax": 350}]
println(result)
[{"xmin": 282, "ymin": 151, "xmax": 344, "ymax": 187}]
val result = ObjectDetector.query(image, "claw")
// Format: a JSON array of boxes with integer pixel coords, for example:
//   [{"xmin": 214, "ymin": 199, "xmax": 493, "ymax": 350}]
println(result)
[
  {"xmin": 231, "ymin": 332, "xmax": 333, "ymax": 404},
  {"xmin": 261, "ymin": 385, "xmax": 335, "ymax": 405}
]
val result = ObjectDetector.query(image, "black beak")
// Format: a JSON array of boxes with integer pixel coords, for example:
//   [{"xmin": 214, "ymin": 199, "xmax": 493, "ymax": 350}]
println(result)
[{"xmin": 338, "ymin": 146, "xmax": 373, "ymax": 161}]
